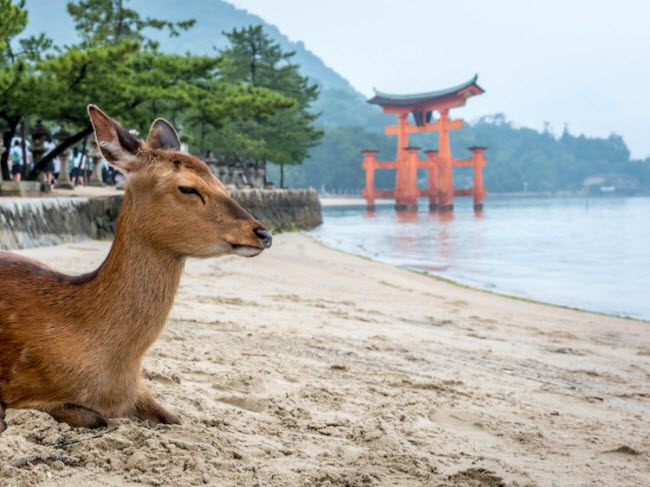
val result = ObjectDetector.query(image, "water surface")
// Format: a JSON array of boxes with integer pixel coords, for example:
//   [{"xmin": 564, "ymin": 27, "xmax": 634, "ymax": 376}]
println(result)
[{"xmin": 311, "ymin": 196, "xmax": 650, "ymax": 320}]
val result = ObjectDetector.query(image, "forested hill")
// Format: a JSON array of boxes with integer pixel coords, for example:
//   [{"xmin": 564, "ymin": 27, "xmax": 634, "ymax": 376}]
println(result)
[
  {"xmin": 26, "ymin": 1, "xmax": 650, "ymax": 194},
  {"xmin": 27, "ymin": 0, "xmax": 350, "ymax": 91},
  {"xmin": 25, "ymin": 0, "xmax": 387, "ymax": 128},
  {"xmin": 282, "ymin": 114, "xmax": 650, "ymax": 194}
]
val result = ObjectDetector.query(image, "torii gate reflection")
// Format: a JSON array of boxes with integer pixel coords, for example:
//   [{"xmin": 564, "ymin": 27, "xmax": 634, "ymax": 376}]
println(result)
[{"xmin": 362, "ymin": 75, "xmax": 487, "ymax": 212}]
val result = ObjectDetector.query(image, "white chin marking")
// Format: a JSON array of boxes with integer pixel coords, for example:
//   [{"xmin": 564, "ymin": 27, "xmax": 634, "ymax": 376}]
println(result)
[{"xmin": 233, "ymin": 246, "xmax": 263, "ymax": 257}]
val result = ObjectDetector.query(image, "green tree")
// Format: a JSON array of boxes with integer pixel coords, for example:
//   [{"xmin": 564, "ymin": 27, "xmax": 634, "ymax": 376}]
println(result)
[
  {"xmin": 67, "ymin": 0, "xmax": 195, "ymax": 49},
  {"xmin": 128, "ymin": 51, "xmax": 293, "ymax": 139},
  {"xmin": 0, "ymin": 0, "xmax": 51, "ymax": 179},
  {"xmin": 27, "ymin": 0, "xmax": 195, "ymax": 178},
  {"xmin": 30, "ymin": 1, "xmax": 290, "ymax": 179},
  {"xmin": 217, "ymin": 25, "xmax": 323, "ymax": 188}
]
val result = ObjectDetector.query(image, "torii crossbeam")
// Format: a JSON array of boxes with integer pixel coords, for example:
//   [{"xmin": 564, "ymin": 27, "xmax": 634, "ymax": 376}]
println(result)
[{"xmin": 362, "ymin": 75, "xmax": 487, "ymax": 211}]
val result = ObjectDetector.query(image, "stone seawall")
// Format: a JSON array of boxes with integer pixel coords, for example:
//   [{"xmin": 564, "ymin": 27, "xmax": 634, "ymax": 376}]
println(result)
[
  {"xmin": 232, "ymin": 188, "xmax": 322, "ymax": 232},
  {"xmin": 0, "ymin": 196, "xmax": 122, "ymax": 250},
  {"xmin": 0, "ymin": 189, "xmax": 321, "ymax": 250}
]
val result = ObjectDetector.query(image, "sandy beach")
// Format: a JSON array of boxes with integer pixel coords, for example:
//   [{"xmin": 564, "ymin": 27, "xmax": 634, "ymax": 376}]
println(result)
[{"xmin": 1, "ymin": 233, "xmax": 648, "ymax": 486}]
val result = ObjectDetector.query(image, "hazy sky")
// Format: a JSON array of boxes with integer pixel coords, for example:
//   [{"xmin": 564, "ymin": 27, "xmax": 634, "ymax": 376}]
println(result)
[{"xmin": 229, "ymin": 0, "xmax": 650, "ymax": 158}]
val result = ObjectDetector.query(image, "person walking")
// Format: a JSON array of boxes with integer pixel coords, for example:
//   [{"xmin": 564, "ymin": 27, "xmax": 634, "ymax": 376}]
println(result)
[
  {"xmin": 42, "ymin": 139, "xmax": 56, "ymax": 184},
  {"xmin": 10, "ymin": 141, "xmax": 23, "ymax": 182},
  {"xmin": 71, "ymin": 147, "xmax": 84, "ymax": 185},
  {"xmin": 53, "ymin": 150, "xmax": 61, "ymax": 182}
]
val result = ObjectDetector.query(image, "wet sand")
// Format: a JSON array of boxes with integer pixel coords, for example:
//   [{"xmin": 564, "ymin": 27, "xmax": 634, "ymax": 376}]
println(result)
[{"xmin": 1, "ymin": 233, "xmax": 648, "ymax": 486}]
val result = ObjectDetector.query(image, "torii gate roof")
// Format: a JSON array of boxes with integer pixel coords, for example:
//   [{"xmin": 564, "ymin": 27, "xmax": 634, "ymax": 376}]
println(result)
[{"xmin": 369, "ymin": 74, "xmax": 484, "ymax": 107}]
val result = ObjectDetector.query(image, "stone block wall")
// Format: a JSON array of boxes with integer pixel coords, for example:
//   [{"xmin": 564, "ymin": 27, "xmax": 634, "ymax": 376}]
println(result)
[
  {"xmin": 232, "ymin": 188, "xmax": 322, "ymax": 232},
  {"xmin": 0, "ymin": 196, "xmax": 122, "ymax": 250},
  {"xmin": 0, "ymin": 189, "xmax": 321, "ymax": 250}
]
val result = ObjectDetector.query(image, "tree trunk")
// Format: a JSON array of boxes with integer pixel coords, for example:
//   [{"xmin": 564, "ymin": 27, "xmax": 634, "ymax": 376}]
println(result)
[
  {"xmin": 116, "ymin": 0, "xmax": 124, "ymax": 39},
  {"xmin": 1, "ymin": 124, "xmax": 16, "ymax": 181},
  {"xmin": 280, "ymin": 163, "xmax": 284, "ymax": 189},
  {"xmin": 28, "ymin": 125, "xmax": 93, "ymax": 181},
  {"xmin": 20, "ymin": 120, "xmax": 28, "ymax": 179},
  {"xmin": 261, "ymin": 158, "xmax": 267, "ymax": 187}
]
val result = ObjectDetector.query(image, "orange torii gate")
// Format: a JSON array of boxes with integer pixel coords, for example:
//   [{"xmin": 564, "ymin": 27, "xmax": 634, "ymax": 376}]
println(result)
[{"xmin": 362, "ymin": 75, "xmax": 487, "ymax": 211}]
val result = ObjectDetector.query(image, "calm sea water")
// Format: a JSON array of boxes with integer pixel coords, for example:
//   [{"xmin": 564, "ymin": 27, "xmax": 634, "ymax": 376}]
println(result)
[{"xmin": 310, "ymin": 196, "xmax": 650, "ymax": 320}]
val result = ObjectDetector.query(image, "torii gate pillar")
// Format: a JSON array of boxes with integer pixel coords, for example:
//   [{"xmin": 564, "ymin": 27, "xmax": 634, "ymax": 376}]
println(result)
[
  {"xmin": 424, "ymin": 149, "xmax": 438, "ymax": 210},
  {"xmin": 470, "ymin": 146, "xmax": 487, "ymax": 210},
  {"xmin": 362, "ymin": 150, "xmax": 379, "ymax": 209},
  {"xmin": 437, "ymin": 109, "xmax": 454, "ymax": 210}
]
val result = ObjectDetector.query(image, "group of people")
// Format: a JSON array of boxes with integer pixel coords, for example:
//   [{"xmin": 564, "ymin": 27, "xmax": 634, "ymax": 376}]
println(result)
[{"xmin": 6, "ymin": 138, "xmax": 119, "ymax": 186}]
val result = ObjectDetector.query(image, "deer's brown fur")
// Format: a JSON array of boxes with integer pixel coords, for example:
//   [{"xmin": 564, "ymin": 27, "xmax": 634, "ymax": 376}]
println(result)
[{"xmin": 0, "ymin": 106, "xmax": 271, "ymax": 432}]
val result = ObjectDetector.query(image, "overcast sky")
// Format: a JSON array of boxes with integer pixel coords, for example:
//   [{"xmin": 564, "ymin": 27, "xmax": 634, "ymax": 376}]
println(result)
[{"xmin": 229, "ymin": 0, "xmax": 650, "ymax": 158}]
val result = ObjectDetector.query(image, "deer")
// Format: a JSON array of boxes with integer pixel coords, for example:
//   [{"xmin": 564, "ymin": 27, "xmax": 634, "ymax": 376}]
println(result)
[{"xmin": 0, "ymin": 106, "xmax": 273, "ymax": 434}]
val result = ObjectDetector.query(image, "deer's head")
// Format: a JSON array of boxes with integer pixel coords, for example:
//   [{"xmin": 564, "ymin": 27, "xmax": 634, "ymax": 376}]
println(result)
[{"xmin": 88, "ymin": 105, "xmax": 272, "ymax": 258}]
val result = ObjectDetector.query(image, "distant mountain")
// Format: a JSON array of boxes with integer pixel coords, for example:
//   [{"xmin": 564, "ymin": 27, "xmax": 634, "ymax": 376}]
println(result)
[{"xmin": 24, "ymin": 0, "xmax": 387, "ymax": 128}]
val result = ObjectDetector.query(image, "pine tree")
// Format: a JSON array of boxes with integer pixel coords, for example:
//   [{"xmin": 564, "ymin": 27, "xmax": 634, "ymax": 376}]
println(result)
[
  {"xmin": 67, "ymin": 0, "xmax": 195, "ymax": 49},
  {"xmin": 29, "ymin": 1, "xmax": 290, "ymax": 178},
  {"xmin": 217, "ymin": 25, "xmax": 323, "ymax": 188},
  {"xmin": 0, "ymin": 0, "xmax": 52, "ymax": 179}
]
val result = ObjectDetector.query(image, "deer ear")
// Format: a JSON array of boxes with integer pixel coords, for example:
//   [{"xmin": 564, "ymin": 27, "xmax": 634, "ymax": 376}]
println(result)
[
  {"xmin": 147, "ymin": 119, "xmax": 181, "ymax": 151},
  {"xmin": 87, "ymin": 105, "xmax": 142, "ymax": 173}
]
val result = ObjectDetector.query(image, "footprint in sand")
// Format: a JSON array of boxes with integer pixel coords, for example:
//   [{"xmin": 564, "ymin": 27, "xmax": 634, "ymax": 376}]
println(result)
[
  {"xmin": 603, "ymin": 445, "xmax": 641, "ymax": 456},
  {"xmin": 440, "ymin": 467, "xmax": 507, "ymax": 487},
  {"xmin": 215, "ymin": 395, "xmax": 265, "ymax": 413},
  {"xmin": 143, "ymin": 369, "xmax": 182, "ymax": 384},
  {"xmin": 549, "ymin": 346, "xmax": 588, "ymax": 355}
]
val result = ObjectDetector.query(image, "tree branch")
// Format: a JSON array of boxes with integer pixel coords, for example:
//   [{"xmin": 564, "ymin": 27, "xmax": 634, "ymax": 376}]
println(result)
[{"xmin": 69, "ymin": 61, "xmax": 91, "ymax": 90}]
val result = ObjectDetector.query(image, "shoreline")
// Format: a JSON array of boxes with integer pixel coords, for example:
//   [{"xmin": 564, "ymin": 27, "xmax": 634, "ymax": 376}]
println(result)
[
  {"xmin": 316, "ymin": 196, "xmax": 650, "ymax": 322},
  {"xmin": 318, "ymin": 193, "xmax": 649, "ymax": 207},
  {"xmin": 2, "ymin": 233, "xmax": 648, "ymax": 486},
  {"xmin": 308, "ymin": 234, "xmax": 646, "ymax": 323}
]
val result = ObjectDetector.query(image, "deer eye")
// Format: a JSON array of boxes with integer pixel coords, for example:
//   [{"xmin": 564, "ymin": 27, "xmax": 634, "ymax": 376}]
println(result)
[{"xmin": 178, "ymin": 186, "xmax": 205, "ymax": 205}]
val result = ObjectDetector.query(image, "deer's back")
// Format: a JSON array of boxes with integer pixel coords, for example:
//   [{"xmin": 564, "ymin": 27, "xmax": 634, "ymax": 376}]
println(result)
[
  {"xmin": 0, "ymin": 252, "xmax": 98, "ymax": 406},
  {"xmin": 0, "ymin": 251, "xmax": 76, "ymax": 311}
]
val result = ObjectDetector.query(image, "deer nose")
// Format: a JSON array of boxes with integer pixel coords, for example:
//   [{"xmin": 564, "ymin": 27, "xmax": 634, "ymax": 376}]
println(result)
[{"xmin": 254, "ymin": 228, "xmax": 273, "ymax": 249}]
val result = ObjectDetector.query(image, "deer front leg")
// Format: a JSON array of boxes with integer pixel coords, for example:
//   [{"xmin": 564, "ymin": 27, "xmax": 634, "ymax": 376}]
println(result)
[
  {"xmin": 44, "ymin": 403, "xmax": 108, "ymax": 429},
  {"xmin": 0, "ymin": 401, "xmax": 7, "ymax": 433},
  {"xmin": 133, "ymin": 386, "xmax": 180, "ymax": 426}
]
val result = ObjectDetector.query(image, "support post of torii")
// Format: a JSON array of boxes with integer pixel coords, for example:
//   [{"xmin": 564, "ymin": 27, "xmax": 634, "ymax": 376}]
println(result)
[
  {"xmin": 436, "ymin": 108, "xmax": 463, "ymax": 210},
  {"xmin": 424, "ymin": 149, "xmax": 438, "ymax": 210},
  {"xmin": 470, "ymin": 146, "xmax": 487, "ymax": 210},
  {"xmin": 360, "ymin": 75, "xmax": 487, "ymax": 211},
  {"xmin": 397, "ymin": 146, "xmax": 420, "ymax": 210},
  {"xmin": 362, "ymin": 150, "xmax": 378, "ymax": 209}
]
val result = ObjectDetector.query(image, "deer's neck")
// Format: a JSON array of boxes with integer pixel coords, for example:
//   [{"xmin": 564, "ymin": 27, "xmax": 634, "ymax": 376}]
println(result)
[{"xmin": 76, "ymin": 192, "xmax": 185, "ymax": 363}]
